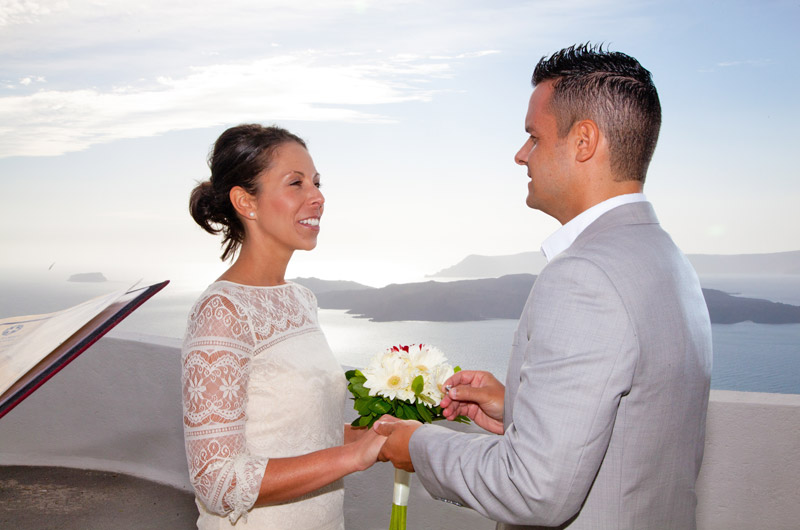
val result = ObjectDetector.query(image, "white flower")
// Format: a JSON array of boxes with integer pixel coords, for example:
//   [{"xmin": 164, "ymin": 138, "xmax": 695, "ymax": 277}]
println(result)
[
  {"xmin": 408, "ymin": 344, "xmax": 447, "ymax": 376},
  {"xmin": 424, "ymin": 363, "xmax": 455, "ymax": 404},
  {"xmin": 360, "ymin": 343, "xmax": 459, "ymax": 407},
  {"xmin": 366, "ymin": 347, "xmax": 407, "ymax": 374},
  {"xmin": 363, "ymin": 353, "xmax": 415, "ymax": 402}
]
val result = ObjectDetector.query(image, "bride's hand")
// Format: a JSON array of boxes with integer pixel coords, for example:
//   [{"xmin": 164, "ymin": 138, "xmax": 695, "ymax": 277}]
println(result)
[
  {"xmin": 349, "ymin": 427, "xmax": 387, "ymax": 471},
  {"xmin": 343, "ymin": 423, "xmax": 369, "ymax": 444}
]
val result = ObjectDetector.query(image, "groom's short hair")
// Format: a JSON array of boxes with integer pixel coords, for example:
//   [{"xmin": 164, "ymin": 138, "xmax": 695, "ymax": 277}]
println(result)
[{"xmin": 533, "ymin": 43, "xmax": 661, "ymax": 183}]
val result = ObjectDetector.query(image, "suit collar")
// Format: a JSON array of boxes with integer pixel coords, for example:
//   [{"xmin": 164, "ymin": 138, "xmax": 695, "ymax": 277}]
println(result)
[
  {"xmin": 573, "ymin": 200, "xmax": 659, "ymax": 246},
  {"xmin": 584, "ymin": 200, "xmax": 658, "ymax": 231},
  {"xmin": 541, "ymin": 194, "xmax": 650, "ymax": 261}
]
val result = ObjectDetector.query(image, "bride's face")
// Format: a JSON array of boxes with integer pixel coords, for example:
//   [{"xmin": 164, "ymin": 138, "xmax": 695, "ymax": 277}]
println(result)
[{"xmin": 247, "ymin": 141, "xmax": 324, "ymax": 254}]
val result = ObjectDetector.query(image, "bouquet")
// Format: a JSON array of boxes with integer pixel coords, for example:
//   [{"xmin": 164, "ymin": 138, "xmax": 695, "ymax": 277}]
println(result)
[{"xmin": 345, "ymin": 344, "xmax": 468, "ymax": 530}]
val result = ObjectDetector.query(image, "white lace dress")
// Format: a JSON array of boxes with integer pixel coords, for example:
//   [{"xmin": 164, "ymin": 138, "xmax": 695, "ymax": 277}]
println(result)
[{"xmin": 182, "ymin": 281, "xmax": 346, "ymax": 529}]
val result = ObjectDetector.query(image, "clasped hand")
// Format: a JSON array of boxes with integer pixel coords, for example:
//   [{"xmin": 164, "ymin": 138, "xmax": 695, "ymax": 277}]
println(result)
[{"xmin": 372, "ymin": 370, "xmax": 507, "ymax": 471}]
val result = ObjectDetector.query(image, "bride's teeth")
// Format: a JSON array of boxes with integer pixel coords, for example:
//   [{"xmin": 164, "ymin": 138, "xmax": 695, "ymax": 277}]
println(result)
[{"xmin": 301, "ymin": 218, "xmax": 319, "ymax": 226}]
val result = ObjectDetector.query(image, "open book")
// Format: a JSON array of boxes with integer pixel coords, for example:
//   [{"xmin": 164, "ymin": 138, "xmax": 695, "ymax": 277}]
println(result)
[{"xmin": 0, "ymin": 280, "xmax": 168, "ymax": 419}]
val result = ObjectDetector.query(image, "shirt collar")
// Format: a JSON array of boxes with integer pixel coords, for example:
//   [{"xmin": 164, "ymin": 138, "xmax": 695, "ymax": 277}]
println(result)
[{"xmin": 541, "ymin": 193, "xmax": 648, "ymax": 262}]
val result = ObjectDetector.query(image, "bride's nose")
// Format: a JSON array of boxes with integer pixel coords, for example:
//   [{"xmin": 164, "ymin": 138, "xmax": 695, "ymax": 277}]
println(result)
[{"xmin": 309, "ymin": 186, "xmax": 324, "ymax": 211}]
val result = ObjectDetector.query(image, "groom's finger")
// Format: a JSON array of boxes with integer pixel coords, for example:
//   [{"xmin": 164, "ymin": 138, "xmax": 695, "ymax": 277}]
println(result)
[
  {"xmin": 373, "ymin": 420, "xmax": 400, "ymax": 436},
  {"xmin": 443, "ymin": 370, "xmax": 477, "ymax": 389},
  {"xmin": 373, "ymin": 414, "xmax": 401, "ymax": 431},
  {"xmin": 448, "ymin": 384, "xmax": 486, "ymax": 403}
]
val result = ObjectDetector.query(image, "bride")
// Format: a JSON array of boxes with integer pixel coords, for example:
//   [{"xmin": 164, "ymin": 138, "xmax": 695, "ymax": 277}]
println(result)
[{"xmin": 182, "ymin": 124, "xmax": 385, "ymax": 529}]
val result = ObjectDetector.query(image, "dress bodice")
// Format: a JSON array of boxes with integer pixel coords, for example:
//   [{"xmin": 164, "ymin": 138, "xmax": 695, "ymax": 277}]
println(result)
[{"xmin": 182, "ymin": 281, "xmax": 346, "ymax": 529}]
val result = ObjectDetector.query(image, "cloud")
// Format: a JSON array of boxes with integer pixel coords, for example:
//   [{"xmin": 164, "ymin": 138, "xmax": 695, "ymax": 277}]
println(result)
[
  {"xmin": 0, "ymin": 0, "xmax": 639, "ymax": 158},
  {"xmin": 18, "ymin": 76, "xmax": 46, "ymax": 86},
  {"xmin": 716, "ymin": 59, "xmax": 772, "ymax": 68},
  {"xmin": 0, "ymin": 0, "xmax": 60, "ymax": 27},
  {"xmin": 0, "ymin": 52, "xmax": 465, "ymax": 158}
]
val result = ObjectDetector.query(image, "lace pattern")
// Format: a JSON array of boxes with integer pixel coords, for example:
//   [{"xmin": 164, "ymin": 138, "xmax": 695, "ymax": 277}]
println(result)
[{"xmin": 182, "ymin": 281, "xmax": 346, "ymax": 528}]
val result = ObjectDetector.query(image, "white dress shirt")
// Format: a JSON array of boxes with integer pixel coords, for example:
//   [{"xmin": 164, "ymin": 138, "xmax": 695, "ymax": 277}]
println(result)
[{"xmin": 541, "ymin": 193, "xmax": 648, "ymax": 262}]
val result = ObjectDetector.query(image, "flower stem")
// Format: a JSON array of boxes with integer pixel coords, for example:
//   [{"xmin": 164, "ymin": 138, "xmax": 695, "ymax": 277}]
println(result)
[
  {"xmin": 389, "ymin": 503, "xmax": 407, "ymax": 530},
  {"xmin": 389, "ymin": 468, "xmax": 411, "ymax": 529}
]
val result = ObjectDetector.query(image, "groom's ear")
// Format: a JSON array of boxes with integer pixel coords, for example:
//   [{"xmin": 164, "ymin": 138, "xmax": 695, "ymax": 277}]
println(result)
[
  {"xmin": 229, "ymin": 186, "xmax": 257, "ymax": 220},
  {"xmin": 572, "ymin": 119, "xmax": 600, "ymax": 163}
]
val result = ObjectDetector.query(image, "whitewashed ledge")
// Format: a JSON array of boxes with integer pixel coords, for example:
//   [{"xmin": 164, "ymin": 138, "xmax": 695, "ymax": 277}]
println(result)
[{"xmin": 0, "ymin": 337, "xmax": 798, "ymax": 530}]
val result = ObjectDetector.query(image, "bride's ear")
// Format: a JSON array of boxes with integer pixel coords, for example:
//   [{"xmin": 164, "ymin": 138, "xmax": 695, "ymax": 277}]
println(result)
[{"xmin": 230, "ymin": 186, "xmax": 257, "ymax": 220}]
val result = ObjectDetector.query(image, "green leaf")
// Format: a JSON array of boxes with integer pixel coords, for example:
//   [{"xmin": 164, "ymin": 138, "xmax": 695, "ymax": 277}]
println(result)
[
  {"xmin": 415, "ymin": 402, "xmax": 433, "ymax": 423},
  {"xmin": 350, "ymin": 381, "xmax": 370, "ymax": 398},
  {"xmin": 344, "ymin": 369, "xmax": 357, "ymax": 379},
  {"xmin": 395, "ymin": 406, "xmax": 406, "ymax": 419},
  {"xmin": 369, "ymin": 399, "xmax": 392, "ymax": 415},
  {"xmin": 411, "ymin": 375, "xmax": 424, "ymax": 396},
  {"xmin": 354, "ymin": 397, "xmax": 372, "ymax": 415},
  {"xmin": 400, "ymin": 402, "xmax": 417, "ymax": 421},
  {"xmin": 357, "ymin": 415, "xmax": 373, "ymax": 427},
  {"xmin": 454, "ymin": 366, "xmax": 462, "ymax": 373},
  {"xmin": 417, "ymin": 394, "xmax": 436, "ymax": 406}
]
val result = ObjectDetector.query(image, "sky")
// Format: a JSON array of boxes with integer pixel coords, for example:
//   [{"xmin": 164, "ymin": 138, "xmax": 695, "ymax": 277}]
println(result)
[{"xmin": 1, "ymin": 0, "xmax": 798, "ymax": 289}]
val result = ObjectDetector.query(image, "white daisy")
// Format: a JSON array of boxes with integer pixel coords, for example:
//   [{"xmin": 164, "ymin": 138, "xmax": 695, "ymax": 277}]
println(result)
[
  {"xmin": 408, "ymin": 344, "xmax": 447, "ymax": 375},
  {"xmin": 363, "ymin": 354, "xmax": 415, "ymax": 402},
  {"xmin": 424, "ymin": 363, "xmax": 455, "ymax": 404}
]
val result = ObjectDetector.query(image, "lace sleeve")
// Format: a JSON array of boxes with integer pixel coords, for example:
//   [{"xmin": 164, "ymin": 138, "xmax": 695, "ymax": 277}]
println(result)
[{"xmin": 182, "ymin": 293, "xmax": 269, "ymax": 523}]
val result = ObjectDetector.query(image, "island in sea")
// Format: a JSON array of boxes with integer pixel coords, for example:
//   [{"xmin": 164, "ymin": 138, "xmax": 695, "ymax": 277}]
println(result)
[
  {"xmin": 293, "ymin": 275, "xmax": 800, "ymax": 324},
  {"xmin": 429, "ymin": 250, "xmax": 800, "ymax": 278}
]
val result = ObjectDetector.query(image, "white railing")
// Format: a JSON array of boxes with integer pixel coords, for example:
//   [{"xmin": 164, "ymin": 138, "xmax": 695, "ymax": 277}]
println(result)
[{"xmin": 0, "ymin": 338, "xmax": 797, "ymax": 529}]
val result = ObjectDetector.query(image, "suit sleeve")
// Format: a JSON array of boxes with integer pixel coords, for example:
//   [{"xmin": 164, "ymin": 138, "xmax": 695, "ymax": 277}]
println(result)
[{"xmin": 410, "ymin": 256, "xmax": 638, "ymax": 527}]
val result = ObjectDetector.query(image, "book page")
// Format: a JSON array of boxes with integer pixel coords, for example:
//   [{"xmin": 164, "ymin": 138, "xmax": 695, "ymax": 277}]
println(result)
[{"xmin": 0, "ymin": 285, "xmax": 133, "ymax": 397}]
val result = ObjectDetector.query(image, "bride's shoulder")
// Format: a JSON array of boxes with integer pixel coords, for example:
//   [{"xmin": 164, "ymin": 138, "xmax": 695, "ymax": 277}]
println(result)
[
  {"xmin": 189, "ymin": 281, "xmax": 250, "ymax": 318},
  {"xmin": 287, "ymin": 281, "xmax": 316, "ymax": 301}
]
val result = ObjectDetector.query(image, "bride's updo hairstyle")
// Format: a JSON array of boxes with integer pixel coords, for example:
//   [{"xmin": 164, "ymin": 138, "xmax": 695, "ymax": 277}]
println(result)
[{"xmin": 190, "ymin": 124, "xmax": 307, "ymax": 261}]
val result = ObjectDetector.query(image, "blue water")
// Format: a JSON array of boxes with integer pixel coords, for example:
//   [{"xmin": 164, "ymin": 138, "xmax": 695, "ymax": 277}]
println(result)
[
  {"xmin": 1, "ymin": 273, "xmax": 798, "ymax": 395},
  {"xmin": 319, "ymin": 311, "xmax": 800, "ymax": 395}
]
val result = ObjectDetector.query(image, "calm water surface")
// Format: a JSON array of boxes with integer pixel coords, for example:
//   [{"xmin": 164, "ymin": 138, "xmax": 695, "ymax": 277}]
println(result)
[{"xmin": 1, "ymin": 273, "xmax": 798, "ymax": 394}]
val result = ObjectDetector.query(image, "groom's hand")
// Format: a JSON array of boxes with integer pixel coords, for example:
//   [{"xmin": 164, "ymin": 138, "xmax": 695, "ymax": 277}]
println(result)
[
  {"xmin": 440, "ymin": 370, "xmax": 505, "ymax": 434},
  {"xmin": 373, "ymin": 416, "xmax": 421, "ymax": 472}
]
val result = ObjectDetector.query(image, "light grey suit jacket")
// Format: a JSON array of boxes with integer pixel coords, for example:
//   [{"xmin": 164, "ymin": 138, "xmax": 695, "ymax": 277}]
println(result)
[{"xmin": 410, "ymin": 202, "xmax": 712, "ymax": 529}]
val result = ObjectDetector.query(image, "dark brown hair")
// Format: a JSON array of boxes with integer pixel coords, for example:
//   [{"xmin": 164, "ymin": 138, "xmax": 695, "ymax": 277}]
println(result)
[
  {"xmin": 189, "ymin": 124, "xmax": 307, "ymax": 261},
  {"xmin": 532, "ymin": 43, "xmax": 661, "ymax": 182}
]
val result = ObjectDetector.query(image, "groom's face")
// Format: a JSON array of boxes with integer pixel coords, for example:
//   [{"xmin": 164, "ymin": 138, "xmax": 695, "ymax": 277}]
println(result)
[{"xmin": 514, "ymin": 80, "xmax": 572, "ymax": 222}]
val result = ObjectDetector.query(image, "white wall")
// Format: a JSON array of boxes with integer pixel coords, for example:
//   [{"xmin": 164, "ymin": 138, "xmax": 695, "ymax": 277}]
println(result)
[
  {"xmin": 1, "ymin": 338, "xmax": 798, "ymax": 529},
  {"xmin": 696, "ymin": 390, "xmax": 800, "ymax": 530},
  {"xmin": 0, "ymin": 337, "xmax": 189, "ymax": 489}
]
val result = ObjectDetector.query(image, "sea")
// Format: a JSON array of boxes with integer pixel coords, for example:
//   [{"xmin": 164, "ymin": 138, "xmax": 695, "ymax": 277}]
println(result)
[{"xmin": 1, "ymin": 273, "xmax": 799, "ymax": 395}]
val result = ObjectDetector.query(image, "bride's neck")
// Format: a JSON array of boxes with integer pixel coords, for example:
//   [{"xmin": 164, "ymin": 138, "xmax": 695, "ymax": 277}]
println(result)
[{"xmin": 218, "ymin": 244, "xmax": 292, "ymax": 287}]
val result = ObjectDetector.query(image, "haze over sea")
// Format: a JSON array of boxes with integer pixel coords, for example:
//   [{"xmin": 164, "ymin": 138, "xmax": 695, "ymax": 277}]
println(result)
[{"xmin": 1, "ymin": 270, "xmax": 798, "ymax": 396}]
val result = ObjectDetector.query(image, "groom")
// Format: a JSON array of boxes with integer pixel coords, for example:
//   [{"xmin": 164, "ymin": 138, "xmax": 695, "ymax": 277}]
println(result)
[{"xmin": 375, "ymin": 44, "xmax": 713, "ymax": 529}]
